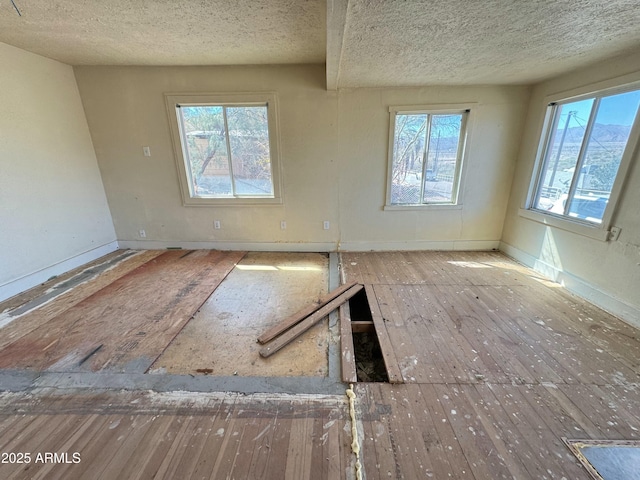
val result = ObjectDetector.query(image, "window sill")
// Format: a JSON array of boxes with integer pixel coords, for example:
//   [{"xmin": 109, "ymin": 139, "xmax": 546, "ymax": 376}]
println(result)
[
  {"xmin": 384, "ymin": 203, "xmax": 463, "ymax": 211},
  {"xmin": 183, "ymin": 196, "xmax": 283, "ymax": 207},
  {"xmin": 518, "ymin": 208, "xmax": 610, "ymax": 241}
]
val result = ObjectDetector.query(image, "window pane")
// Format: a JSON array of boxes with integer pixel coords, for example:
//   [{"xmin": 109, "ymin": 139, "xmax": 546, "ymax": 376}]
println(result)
[
  {"xmin": 423, "ymin": 114, "xmax": 462, "ymax": 203},
  {"xmin": 535, "ymin": 99, "xmax": 593, "ymax": 212},
  {"xmin": 567, "ymin": 90, "xmax": 640, "ymax": 223},
  {"xmin": 391, "ymin": 114, "xmax": 427, "ymax": 204},
  {"xmin": 180, "ymin": 106, "xmax": 232, "ymax": 197},
  {"xmin": 226, "ymin": 106, "xmax": 273, "ymax": 196}
]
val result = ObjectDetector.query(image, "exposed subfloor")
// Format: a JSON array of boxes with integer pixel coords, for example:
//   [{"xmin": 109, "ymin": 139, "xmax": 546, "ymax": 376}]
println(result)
[
  {"xmin": 149, "ymin": 251, "xmax": 331, "ymax": 377},
  {"xmin": 1, "ymin": 249, "xmax": 639, "ymax": 479}
]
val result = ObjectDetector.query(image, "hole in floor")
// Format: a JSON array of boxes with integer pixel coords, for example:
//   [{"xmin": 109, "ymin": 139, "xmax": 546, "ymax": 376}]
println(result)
[{"xmin": 348, "ymin": 288, "xmax": 389, "ymax": 383}]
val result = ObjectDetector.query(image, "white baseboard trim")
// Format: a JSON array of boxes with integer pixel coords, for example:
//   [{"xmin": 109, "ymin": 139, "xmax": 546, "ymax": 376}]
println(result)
[
  {"xmin": 339, "ymin": 239, "xmax": 500, "ymax": 252},
  {"xmin": 499, "ymin": 242, "xmax": 562, "ymax": 281},
  {"xmin": 118, "ymin": 239, "xmax": 501, "ymax": 253},
  {"xmin": 499, "ymin": 241, "xmax": 640, "ymax": 330},
  {"xmin": 0, "ymin": 241, "xmax": 119, "ymax": 303},
  {"xmin": 117, "ymin": 240, "xmax": 339, "ymax": 252}
]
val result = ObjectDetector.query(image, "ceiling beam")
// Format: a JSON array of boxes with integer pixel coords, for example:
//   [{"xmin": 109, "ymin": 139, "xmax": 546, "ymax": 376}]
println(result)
[{"xmin": 326, "ymin": 0, "xmax": 349, "ymax": 90}]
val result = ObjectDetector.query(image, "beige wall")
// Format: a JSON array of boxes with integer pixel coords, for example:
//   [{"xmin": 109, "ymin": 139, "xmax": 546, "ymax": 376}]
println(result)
[
  {"xmin": 0, "ymin": 43, "xmax": 116, "ymax": 301},
  {"xmin": 336, "ymin": 87, "xmax": 529, "ymax": 250},
  {"xmin": 502, "ymin": 50, "xmax": 640, "ymax": 322},
  {"xmin": 74, "ymin": 64, "xmax": 529, "ymax": 252}
]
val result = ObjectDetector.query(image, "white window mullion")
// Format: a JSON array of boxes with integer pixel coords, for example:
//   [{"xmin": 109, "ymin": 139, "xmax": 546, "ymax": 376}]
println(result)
[
  {"xmin": 450, "ymin": 110, "xmax": 469, "ymax": 204},
  {"xmin": 564, "ymin": 98, "xmax": 600, "ymax": 215},
  {"xmin": 221, "ymin": 106, "xmax": 238, "ymax": 197},
  {"xmin": 420, "ymin": 115, "xmax": 432, "ymax": 204}
]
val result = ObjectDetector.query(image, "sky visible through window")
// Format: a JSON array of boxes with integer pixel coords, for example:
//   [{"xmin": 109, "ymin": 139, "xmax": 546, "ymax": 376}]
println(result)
[
  {"xmin": 561, "ymin": 90, "xmax": 640, "ymax": 126},
  {"xmin": 534, "ymin": 88, "xmax": 640, "ymax": 223}
]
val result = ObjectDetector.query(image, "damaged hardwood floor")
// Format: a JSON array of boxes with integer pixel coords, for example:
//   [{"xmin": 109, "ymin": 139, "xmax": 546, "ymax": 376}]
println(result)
[
  {"xmin": 0, "ymin": 389, "xmax": 351, "ymax": 479},
  {"xmin": 1, "ymin": 249, "xmax": 639, "ymax": 479},
  {"xmin": 341, "ymin": 251, "xmax": 640, "ymax": 479},
  {"xmin": 0, "ymin": 250, "xmax": 245, "ymax": 373},
  {"xmin": 0, "ymin": 250, "xmax": 332, "ymax": 377},
  {"xmin": 0, "ymin": 249, "xmax": 349, "ymax": 479}
]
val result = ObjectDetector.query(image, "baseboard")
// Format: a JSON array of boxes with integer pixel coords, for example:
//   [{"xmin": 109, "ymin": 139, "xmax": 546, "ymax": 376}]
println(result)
[
  {"xmin": 118, "ymin": 239, "xmax": 501, "ymax": 253},
  {"xmin": 499, "ymin": 241, "xmax": 640, "ymax": 330},
  {"xmin": 338, "ymin": 239, "xmax": 500, "ymax": 252},
  {"xmin": 117, "ymin": 240, "xmax": 338, "ymax": 252},
  {"xmin": 0, "ymin": 241, "xmax": 119, "ymax": 303},
  {"xmin": 498, "ymin": 242, "xmax": 563, "ymax": 282}
]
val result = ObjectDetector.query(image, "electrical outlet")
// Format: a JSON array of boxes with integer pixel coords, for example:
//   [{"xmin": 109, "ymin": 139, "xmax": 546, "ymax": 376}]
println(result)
[
  {"xmin": 323, "ymin": 221, "xmax": 330, "ymax": 230},
  {"xmin": 139, "ymin": 229, "xmax": 146, "ymax": 238},
  {"xmin": 213, "ymin": 220, "xmax": 221, "ymax": 230},
  {"xmin": 609, "ymin": 226, "xmax": 621, "ymax": 241},
  {"xmin": 142, "ymin": 146, "xmax": 151, "ymax": 157},
  {"xmin": 281, "ymin": 221, "xmax": 287, "ymax": 230}
]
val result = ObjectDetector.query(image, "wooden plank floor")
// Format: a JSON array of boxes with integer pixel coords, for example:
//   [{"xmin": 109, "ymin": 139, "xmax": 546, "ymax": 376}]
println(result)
[
  {"xmin": 0, "ymin": 390, "xmax": 351, "ymax": 480},
  {"xmin": 341, "ymin": 251, "xmax": 640, "ymax": 479},
  {"xmin": 340, "ymin": 251, "xmax": 640, "ymax": 387}
]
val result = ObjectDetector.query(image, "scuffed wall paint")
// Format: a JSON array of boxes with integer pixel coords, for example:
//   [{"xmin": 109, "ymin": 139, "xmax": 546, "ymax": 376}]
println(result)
[{"xmin": 73, "ymin": 64, "xmax": 529, "ymax": 252}]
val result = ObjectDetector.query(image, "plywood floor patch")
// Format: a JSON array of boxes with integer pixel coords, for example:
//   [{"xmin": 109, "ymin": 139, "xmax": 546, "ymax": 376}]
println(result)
[{"xmin": 150, "ymin": 252, "xmax": 331, "ymax": 377}]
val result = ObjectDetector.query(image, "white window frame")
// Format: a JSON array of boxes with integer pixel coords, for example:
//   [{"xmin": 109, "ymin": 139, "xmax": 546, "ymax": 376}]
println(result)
[
  {"xmin": 384, "ymin": 104, "xmax": 471, "ymax": 210},
  {"xmin": 521, "ymin": 78, "xmax": 640, "ymax": 241},
  {"xmin": 165, "ymin": 92, "xmax": 283, "ymax": 206}
]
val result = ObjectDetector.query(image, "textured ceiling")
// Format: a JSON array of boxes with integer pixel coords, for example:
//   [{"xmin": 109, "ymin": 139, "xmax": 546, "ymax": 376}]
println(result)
[
  {"xmin": 331, "ymin": 0, "xmax": 640, "ymax": 87},
  {"xmin": 0, "ymin": 0, "xmax": 326, "ymax": 66},
  {"xmin": 1, "ymin": 0, "xmax": 640, "ymax": 88}
]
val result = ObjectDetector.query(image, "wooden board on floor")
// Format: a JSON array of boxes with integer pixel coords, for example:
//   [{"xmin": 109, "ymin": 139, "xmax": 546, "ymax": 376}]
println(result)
[
  {"xmin": 260, "ymin": 284, "xmax": 363, "ymax": 358},
  {"xmin": 364, "ymin": 284, "xmax": 403, "ymax": 384},
  {"xmin": 0, "ymin": 250, "xmax": 245, "ymax": 372},
  {"xmin": 258, "ymin": 280, "xmax": 358, "ymax": 344}
]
